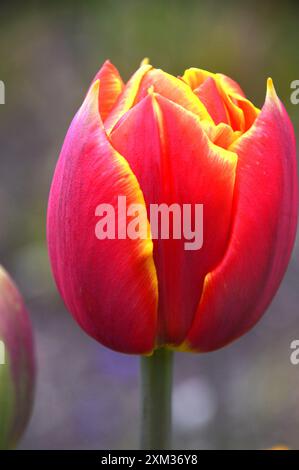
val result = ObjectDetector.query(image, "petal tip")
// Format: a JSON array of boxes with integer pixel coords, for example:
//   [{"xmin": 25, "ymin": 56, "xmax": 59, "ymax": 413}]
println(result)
[
  {"xmin": 266, "ymin": 77, "xmax": 280, "ymax": 103},
  {"xmin": 140, "ymin": 57, "xmax": 150, "ymax": 66}
]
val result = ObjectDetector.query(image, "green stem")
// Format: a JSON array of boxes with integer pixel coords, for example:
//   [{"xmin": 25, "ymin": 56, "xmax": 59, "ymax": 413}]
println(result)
[{"xmin": 140, "ymin": 348, "xmax": 173, "ymax": 450}]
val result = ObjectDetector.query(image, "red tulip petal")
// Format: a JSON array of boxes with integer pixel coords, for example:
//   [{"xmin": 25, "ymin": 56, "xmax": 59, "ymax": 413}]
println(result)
[
  {"xmin": 181, "ymin": 68, "xmax": 212, "ymax": 90},
  {"xmin": 182, "ymin": 68, "xmax": 246, "ymax": 98},
  {"xmin": 134, "ymin": 68, "xmax": 213, "ymax": 122},
  {"xmin": 47, "ymin": 80, "xmax": 158, "ymax": 354},
  {"xmin": 233, "ymin": 95, "xmax": 260, "ymax": 131},
  {"xmin": 216, "ymin": 73, "xmax": 246, "ymax": 97},
  {"xmin": 182, "ymin": 67, "xmax": 259, "ymax": 132},
  {"xmin": 216, "ymin": 76, "xmax": 259, "ymax": 132},
  {"xmin": 194, "ymin": 77, "xmax": 230, "ymax": 125},
  {"xmin": 110, "ymin": 92, "xmax": 237, "ymax": 345},
  {"xmin": 91, "ymin": 60, "xmax": 124, "ymax": 121},
  {"xmin": 104, "ymin": 63, "xmax": 152, "ymax": 133},
  {"xmin": 201, "ymin": 122, "xmax": 241, "ymax": 149},
  {"xmin": 186, "ymin": 79, "xmax": 298, "ymax": 352}
]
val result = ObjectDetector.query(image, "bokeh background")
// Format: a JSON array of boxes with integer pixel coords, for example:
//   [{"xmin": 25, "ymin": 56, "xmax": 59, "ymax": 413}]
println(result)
[{"xmin": 1, "ymin": 0, "xmax": 299, "ymax": 449}]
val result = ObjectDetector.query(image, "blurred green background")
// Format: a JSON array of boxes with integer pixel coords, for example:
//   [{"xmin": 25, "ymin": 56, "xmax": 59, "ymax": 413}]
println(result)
[{"xmin": 0, "ymin": 0, "xmax": 299, "ymax": 449}]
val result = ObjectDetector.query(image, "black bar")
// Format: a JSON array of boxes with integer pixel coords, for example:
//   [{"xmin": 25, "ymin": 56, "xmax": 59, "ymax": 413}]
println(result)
[{"xmin": 0, "ymin": 450, "xmax": 297, "ymax": 466}]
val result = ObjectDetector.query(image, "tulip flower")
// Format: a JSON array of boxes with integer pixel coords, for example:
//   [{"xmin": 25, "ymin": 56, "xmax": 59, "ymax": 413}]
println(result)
[
  {"xmin": 0, "ymin": 266, "xmax": 35, "ymax": 449},
  {"xmin": 47, "ymin": 60, "xmax": 297, "ymax": 448},
  {"xmin": 47, "ymin": 60, "xmax": 297, "ymax": 354}
]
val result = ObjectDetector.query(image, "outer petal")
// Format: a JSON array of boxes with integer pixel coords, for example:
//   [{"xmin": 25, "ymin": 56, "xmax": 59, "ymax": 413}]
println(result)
[
  {"xmin": 104, "ymin": 63, "xmax": 152, "ymax": 133},
  {"xmin": 91, "ymin": 60, "xmax": 124, "ymax": 121},
  {"xmin": 47, "ymin": 80, "xmax": 158, "ymax": 354},
  {"xmin": 110, "ymin": 92, "xmax": 237, "ymax": 346},
  {"xmin": 185, "ymin": 79, "xmax": 298, "ymax": 352},
  {"xmin": 0, "ymin": 266, "xmax": 35, "ymax": 449}
]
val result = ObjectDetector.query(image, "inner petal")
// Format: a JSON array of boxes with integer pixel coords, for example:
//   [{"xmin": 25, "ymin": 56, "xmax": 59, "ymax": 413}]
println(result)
[
  {"xmin": 133, "ymin": 68, "xmax": 213, "ymax": 122},
  {"xmin": 182, "ymin": 67, "xmax": 259, "ymax": 132},
  {"xmin": 194, "ymin": 77, "xmax": 230, "ymax": 125}
]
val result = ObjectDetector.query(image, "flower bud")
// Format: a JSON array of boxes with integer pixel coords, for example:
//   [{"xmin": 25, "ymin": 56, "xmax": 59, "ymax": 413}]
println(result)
[{"xmin": 0, "ymin": 266, "xmax": 35, "ymax": 449}]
